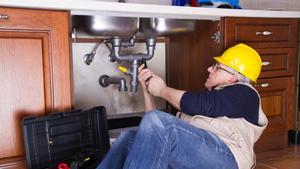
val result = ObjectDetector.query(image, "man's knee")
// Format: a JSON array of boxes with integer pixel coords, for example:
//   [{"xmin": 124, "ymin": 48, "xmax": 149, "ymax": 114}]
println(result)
[{"xmin": 141, "ymin": 110, "xmax": 174, "ymax": 130}]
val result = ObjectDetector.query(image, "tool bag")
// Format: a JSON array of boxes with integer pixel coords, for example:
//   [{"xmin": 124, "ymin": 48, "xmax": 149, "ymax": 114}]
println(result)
[{"xmin": 22, "ymin": 106, "xmax": 110, "ymax": 169}]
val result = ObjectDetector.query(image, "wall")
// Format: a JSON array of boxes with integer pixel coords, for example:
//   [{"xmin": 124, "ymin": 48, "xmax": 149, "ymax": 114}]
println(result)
[
  {"xmin": 72, "ymin": 42, "xmax": 166, "ymax": 117},
  {"xmin": 240, "ymin": 0, "xmax": 300, "ymax": 11},
  {"xmin": 91, "ymin": 0, "xmax": 300, "ymax": 11}
]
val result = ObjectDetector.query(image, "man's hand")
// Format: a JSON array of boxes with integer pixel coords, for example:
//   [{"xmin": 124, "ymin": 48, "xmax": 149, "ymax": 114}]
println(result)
[
  {"xmin": 138, "ymin": 64, "xmax": 185, "ymax": 111},
  {"xmin": 147, "ymin": 74, "xmax": 167, "ymax": 97},
  {"xmin": 138, "ymin": 64, "xmax": 153, "ymax": 92}
]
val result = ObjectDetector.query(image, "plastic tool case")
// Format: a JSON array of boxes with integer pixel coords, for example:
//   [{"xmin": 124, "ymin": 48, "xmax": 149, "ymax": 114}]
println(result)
[{"xmin": 22, "ymin": 106, "xmax": 110, "ymax": 169}]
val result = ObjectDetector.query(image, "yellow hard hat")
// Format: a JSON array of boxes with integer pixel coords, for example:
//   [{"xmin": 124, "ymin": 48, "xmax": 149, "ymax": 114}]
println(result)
[{"xmin": 214, "ymin": 43, "xmax": 262, "ymax": 83}]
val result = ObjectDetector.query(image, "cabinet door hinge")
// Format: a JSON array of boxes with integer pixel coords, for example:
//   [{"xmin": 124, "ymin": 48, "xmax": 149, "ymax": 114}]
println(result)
[{"xmin": 211, "ymin": 31, "xmax": 220, "ymax": 43}]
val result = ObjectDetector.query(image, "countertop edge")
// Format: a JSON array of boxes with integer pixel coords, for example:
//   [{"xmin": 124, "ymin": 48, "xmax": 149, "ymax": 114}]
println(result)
[{"xmin": 0, "ymin": 0, "xmax": 300, "ymax": 20}]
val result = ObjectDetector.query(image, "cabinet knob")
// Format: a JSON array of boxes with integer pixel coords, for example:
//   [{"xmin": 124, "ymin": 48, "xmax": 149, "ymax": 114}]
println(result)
[
  {"xmin": 255, "ymin": 83, "xmax": 270, "ymax": 88},
  {"xmin": 0, "ymin": 14, "xmax": 9, "ymax": 19},
  {"xmin": 256, "ymin": 31, "xmax": 272, "ymax": 36},
  {"xmin": 262, "ymin": 61, "xmax": 272, "ymax": 66}
]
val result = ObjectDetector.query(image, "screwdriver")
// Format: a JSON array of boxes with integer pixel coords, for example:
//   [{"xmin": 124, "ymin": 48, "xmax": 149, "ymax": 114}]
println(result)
[{"xmin": 141, "ymin": 59, "xmax": 147, "ymax": 68}]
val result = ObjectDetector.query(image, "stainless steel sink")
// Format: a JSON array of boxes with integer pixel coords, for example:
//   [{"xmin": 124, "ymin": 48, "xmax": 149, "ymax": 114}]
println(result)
[
  {"xmin": 138, "ymin": 18, "xmax": 195, "ymax": 37},
  {"xmin": 72, "ymin": 16, "xmax": 195, "ymax": 38},
  {"xmin": 72, "ymin": 15, "xmax": 139, "ymax": 38}
]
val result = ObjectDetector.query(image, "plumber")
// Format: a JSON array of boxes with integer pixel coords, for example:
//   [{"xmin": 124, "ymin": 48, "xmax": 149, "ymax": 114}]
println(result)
[{"xmin": 96, "ymin": 43, "xmax": 268, "ymax": 169}]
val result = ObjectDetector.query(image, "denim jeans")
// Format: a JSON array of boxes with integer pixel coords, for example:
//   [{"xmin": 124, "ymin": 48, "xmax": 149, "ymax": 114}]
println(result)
[{"xmin": 97, "ymin": 110, "xmax": 238, "ymax": 169}]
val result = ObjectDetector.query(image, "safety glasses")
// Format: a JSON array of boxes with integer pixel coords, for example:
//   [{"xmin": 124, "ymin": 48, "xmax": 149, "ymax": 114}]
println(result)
[{"xmin": 212, "ymin": 63, "xmax": 234, "ymax": 75}]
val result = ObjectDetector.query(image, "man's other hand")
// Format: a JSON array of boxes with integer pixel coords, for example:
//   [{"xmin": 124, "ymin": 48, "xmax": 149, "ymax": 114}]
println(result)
[{"xmin": 148, "ymin": 74, "xmax": 167, "ymax": 97}]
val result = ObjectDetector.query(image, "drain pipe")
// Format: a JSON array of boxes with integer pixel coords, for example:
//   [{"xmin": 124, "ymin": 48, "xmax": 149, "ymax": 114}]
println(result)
[{"xmin": 110, "ymin": 37, "xmax": 156, "ymax": 93}]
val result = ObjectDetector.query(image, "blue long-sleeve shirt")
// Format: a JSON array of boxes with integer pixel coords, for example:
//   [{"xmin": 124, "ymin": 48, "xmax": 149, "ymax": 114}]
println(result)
[{"xmin": 180, "ymin": 84, "xmax": 259, "ymax": 125}]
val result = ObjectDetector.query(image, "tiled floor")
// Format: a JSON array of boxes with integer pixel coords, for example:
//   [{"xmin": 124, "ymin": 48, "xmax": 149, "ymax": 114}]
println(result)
[{"xmin": 255, "ymin": 145, "xmax": 300, "ymax": 169}]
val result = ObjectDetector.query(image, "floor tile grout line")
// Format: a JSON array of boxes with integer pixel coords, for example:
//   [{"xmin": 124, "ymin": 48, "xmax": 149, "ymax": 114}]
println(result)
[{"xmin": 256, "ymin": 162, "xmax": 278, "ymax": 169}]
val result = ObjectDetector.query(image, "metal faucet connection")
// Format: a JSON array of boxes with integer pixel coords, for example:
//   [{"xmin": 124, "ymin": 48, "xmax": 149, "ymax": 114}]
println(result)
[{"xmin": 83, "ymin": 42, "xmax": 103, "ymax": 65}]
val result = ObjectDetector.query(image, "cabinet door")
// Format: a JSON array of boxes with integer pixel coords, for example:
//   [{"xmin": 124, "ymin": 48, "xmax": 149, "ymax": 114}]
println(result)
[
  {"xmin": 167, "ymin": 21, "xmax": 221, "ymax": 113},
  {"xmin": 167, "ymin": 21, "xmax": 221, "ymax": 92},
  {"xmin": 254, "ymin": 77, "xmax": 295, "ymax": 152},
  {"xmin": 0, "ymin": 8, "xmax": 71, "ymax": 168}
]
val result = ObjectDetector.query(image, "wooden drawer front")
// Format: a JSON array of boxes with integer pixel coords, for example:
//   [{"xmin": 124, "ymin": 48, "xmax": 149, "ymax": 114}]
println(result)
[
  {"xmin": 223, "ymin": 17, "xmax": 297, "ymax": 48},
  {"xmin": 0, "ymin": 7, "xmax": 67, "ymax": 30},
  {"xmin": 257, "ymin": 48, "xmax": 296, "ymax": 78},
  {"xmin": 255, "ymin": 77, "xmax": 287, "ymax": 120}
]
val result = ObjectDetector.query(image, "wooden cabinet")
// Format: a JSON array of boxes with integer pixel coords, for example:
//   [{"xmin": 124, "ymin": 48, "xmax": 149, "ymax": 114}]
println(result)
[
  {"xmin": 222, "ymin": 17, "xmax": 298, "ymax": 152},
  {"xmin": 0, "ymin": 7, "xmax": 72, "ymax": 168}
]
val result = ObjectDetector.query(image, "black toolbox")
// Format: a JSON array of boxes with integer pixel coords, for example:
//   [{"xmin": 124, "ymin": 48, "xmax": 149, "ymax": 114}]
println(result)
[{"xmin": 22, "ymin": 106, "xmax": 110, "ymax": 169}]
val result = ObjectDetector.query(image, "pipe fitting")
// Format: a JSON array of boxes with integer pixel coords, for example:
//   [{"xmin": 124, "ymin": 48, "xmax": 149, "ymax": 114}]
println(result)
[
  {"xmin": 110, "ymin": 37, "xmax": 156, "ymax": 62},
  {"xmin": 99, "ymin": 75, "xmax": 127, "ymax": 92}
]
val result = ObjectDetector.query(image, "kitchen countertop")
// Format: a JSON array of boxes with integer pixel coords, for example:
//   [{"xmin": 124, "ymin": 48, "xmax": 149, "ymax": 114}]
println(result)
[{"xmin": 0, "ymin": 0, "xmax": 300, "ymax": 20}]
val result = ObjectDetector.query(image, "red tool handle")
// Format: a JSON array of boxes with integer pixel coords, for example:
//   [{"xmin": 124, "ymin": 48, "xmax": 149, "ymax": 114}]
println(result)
[{"xmin": 58, "ymin": 162, "xmax": 70, "ymax": 169}]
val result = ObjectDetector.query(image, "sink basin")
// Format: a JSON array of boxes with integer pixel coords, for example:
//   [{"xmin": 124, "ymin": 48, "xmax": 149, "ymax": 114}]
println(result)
[
  {"xmin": 72, "ymin": 15, "xmax": 139, "ymax": 38},
  {"xmin": 72, "ymin": 16, "xmax": 195, "ymax": 39},
  {"xmin": 138, "ymin": 18, "xmax": 195, "ymax": 37}
]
